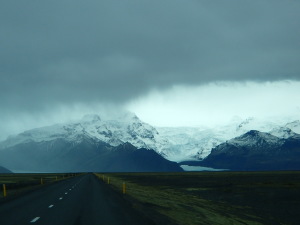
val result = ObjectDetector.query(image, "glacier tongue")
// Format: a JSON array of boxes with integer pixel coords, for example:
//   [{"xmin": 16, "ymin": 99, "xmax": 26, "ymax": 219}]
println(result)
[{"xmin": 156, "ymin": 117, "xmax": 300, "ymax": 161}]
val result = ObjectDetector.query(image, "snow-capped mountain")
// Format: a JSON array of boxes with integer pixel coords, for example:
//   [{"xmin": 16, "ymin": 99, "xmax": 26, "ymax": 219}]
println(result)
[
  {"xmin": 157, "ymin": 117, "xmax": 300, "ymax": 161},
  {"xmin": 199, "ymin": 130, "xmax": 300, "ymax": 170},
  {"xmin": 270, "ymin": 127, "xmax": 299, "ymax": 139},
  {"xmin": 0, "ymin": 112, "xmax": 185, "ymax": 172},
  {"xmin": 215, "ymin": 130, "xmax": 284, "ymax": 154},
  {"xmin": 0, "ymin": 138, "xmax": 183, "ymax": 173},
  {"xmin": 0, "ymin": 112, "xmax": 169, "ymax": 153},
  {"xmin": 1, "ymin": 112, "xmax": 300, "ymax": 165},
  {"xmin": 285, "ymin": 120, "xmax": 300, "ymax": 134}
]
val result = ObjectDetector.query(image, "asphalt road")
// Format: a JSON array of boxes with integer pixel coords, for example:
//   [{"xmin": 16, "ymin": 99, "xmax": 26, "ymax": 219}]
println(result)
[{"xmin": 0, "ymin": 174, "xmax": 154, "ymax": 225}]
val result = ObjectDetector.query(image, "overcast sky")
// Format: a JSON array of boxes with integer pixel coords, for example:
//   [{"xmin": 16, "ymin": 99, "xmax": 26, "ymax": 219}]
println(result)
[{"xmin": 1, "ymin": 0, "xmax": 300, "ymax": 140}]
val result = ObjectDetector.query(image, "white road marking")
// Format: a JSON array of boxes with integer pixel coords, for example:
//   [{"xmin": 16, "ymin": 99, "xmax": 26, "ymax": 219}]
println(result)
[
  {"xmin": 48, "ymin": 205, "xmax": 54, "ymax": 208},
  {"xmin": 69, "ymin": 189, "xmax": 71, "ymax": 190},
  {"xmin": 65, "ymin": 192, "xmax": 68, "ymax": 194},
  {"xmin": 59, "ymin": 197, "xmax": 63, "ymax": 200},
  {"xmin": 30, "ymin": 217, "xmax": 40, "ymax": 223}
]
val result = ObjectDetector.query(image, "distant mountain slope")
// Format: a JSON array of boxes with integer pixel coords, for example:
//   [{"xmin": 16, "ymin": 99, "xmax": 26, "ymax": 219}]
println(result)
[
  {"xmin": 0, "ymin": 113, "xmax": 168, "ymax": 153},
  {"xmin": 285, "ymin": 120, "xmax": 300, "ymax": 134},
  {"xmin": 157, "ymin": 118, "xmax": 300, "ymax": 161},
  {"xmin": 199, "ymin": 130, "xmax": 300, "ymax": 171},
  {"xmin": 0, "ymin": 135, "xmax": 182, "ymax": 172},
  {"xmin": 0, "ymin": 113, "xmax": 182, "ymax": 172},
  {"xmin": 1, "ymin": 112, "xmax": 300, "ymax": 165},
  {"xmin": 0, "ymin": 166, "xmax": 12, "ymax": 173}
]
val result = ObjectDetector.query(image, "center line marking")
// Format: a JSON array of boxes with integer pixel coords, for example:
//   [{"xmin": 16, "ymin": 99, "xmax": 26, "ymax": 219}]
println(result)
[
  {"xmin": 59, "ymin": 197, "xmax": 63, "ymax": 200},
  {"xmin": 65, "ymin": 192, "xmax": 68, "ymax": 194},
  {"xmin": 30, "ymin": 217, "xmax": 40, "ymax": 223},
  {"xmin": 48, "ymin": 205, "xmax": 54, "ymax": 208}
]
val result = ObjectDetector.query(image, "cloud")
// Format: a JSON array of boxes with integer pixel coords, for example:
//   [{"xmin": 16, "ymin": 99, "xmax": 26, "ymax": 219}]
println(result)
[
  {"xmin": 1, "ymin": 1, "xmax": 300, "ymax": 111},
  {"xmin": 0, "ymin": 102, "xmax": 123, "ymax": 141},
  {"xmin": 0, "ymin": 1, "xmax": 300, "ymax": 139},
  {"xmin": 127, "ymin": 81, "xmax": 300, "ymax": 127}
]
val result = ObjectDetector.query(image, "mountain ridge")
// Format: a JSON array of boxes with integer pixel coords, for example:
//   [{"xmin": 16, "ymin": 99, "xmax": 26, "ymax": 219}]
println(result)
[
  {"xmin": 1, "ymin": 113, "xmax": 300, "ymax": 171},
  {"xmin": 0, "ymin": 136, "xmax": 182, "ymax": 173},
  {"xmin": 0, "ymin": 166, "xmax": 12, "ymax": 173},
  {"xmin": 199, "ymin": 130, "xmax": 300, "ymax": 170},
  {"xmin": 0, "ymin": 113, "xmax": 168, "ymax": 153}
]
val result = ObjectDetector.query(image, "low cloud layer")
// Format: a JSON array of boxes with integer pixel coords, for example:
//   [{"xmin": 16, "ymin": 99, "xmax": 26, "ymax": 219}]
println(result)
[
  {"xmin": 128, "ymin": 81, "xmax": 300, "ymax": 127},
  {"xmin": 1, "ymin": 1, "xmax": 300, "ymax": 139},
  {"xmin": 1, "ymin": 1, "xmax": 300, "ymax": 110}
]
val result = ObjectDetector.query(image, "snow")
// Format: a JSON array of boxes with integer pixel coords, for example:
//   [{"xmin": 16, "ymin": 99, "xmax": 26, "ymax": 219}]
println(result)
[
  {"xmin": 228, "ymin": 130, "xmax": 283, "ymax": 148},
  {"xmin": 270, "ymin": 127, "xmax": 297, "ymax": 139},
  {"xmin": 81, "ymin": 114, "xmax": 101, "ymax": 122},
  {"xmin": 0, "ymin": 112, "xmax": 169, "ymax": 155},
  {"xmin": 285, "ymin": 120, "xmax": 300, "ymax": 134},
  {"xmin": 1, "ymin": 113, "xmax": 300, "ymax": 162},
  {"xmin": 156, "ymin": 117, "xmax": 290, "ymax": 161}
]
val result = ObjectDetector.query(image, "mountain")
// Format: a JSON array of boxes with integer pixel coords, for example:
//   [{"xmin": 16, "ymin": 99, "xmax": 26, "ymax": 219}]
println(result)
[
  {"xmin": 157, "ymin": 117, "xmax": 287, "ymax": 161},
  {"xmin": 0, "ymin": 113, "xmax": 168, "ymax": 152},
  {"xmin": 158, "ymin": 118, "xmax": 300, "ymax": 161},
  {"xmin": 1, "ymin": 112, "xmax": 300, "ymax": 170},
  {"xmin": 0, "ymin": 136, "xmax": 182, "ymax": 172},
  {"xmin": 0, "ymin": 113, "xmax": 182, "ymax": 172},
  {"xmin": 270, "ymin": 127, "xmax": 299, "ymax": 139},
  {"xmin": 285, "ymin": 120, "xmax": 300, "ymax": 134},
  {"xmin": 199, "ymin": 130, "xmax": 300, "ymax": 171},
  {"xmin": 0, "ymin": 166, "xmax": 12, "ymax": 173}
]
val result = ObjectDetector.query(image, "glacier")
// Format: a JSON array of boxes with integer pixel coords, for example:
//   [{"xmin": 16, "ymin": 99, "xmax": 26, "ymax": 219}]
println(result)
[{"xmin": 1, "ymin": 112, "xmax": 300, "ymax": 163}]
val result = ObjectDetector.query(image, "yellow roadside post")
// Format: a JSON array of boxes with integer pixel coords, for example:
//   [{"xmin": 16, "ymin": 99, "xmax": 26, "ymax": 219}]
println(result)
[
  {"xmin": 56, "ymin": 176, "xmax": 58, "ymax": 181},
  {"xmin": 3, "ymin": 184, "xmax": 7, "ymax": 197},
  {"xmin": 122, "ymin": 182, "xmax": 126, "ymax": 194},
  {"xmin": 107, "ymin": 177, "xmax": 110, "ymax": 184}
]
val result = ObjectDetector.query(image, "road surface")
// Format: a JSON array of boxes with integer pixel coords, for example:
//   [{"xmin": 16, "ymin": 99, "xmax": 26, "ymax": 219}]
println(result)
[{"xmin": 0, "ymin": 174, "xmax": 154, "ymax": 225}]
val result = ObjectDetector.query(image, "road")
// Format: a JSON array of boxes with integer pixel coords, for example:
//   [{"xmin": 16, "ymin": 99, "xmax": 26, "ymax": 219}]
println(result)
[{"xmin": 0, "ymin": 174, "xmax": 154, "ymax": 225}]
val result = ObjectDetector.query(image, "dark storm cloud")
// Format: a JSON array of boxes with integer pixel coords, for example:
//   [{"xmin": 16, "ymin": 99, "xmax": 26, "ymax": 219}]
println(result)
[{"xmin": 1, "ymin": 0, "xmax": 300, "ymax": 112}]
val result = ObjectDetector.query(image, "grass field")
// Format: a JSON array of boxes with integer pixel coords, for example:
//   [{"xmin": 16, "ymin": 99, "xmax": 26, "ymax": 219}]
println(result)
[
  {"xmin": 96, "ymin": 171, "xmax": 300, "ymax": 225},
  {"xmin": 0, "ymin": 173, "xmax": 76, "ymax": 199},
  {"xmin": 2, "ymin": 172, "xmax": 299, "ymax": 224}
]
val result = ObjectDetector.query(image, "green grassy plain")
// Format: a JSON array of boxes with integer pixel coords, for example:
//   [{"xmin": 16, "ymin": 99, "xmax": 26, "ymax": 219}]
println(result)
[{"xmin": 97, "ymin": 171, "xmax": 300, "ymax": 225}]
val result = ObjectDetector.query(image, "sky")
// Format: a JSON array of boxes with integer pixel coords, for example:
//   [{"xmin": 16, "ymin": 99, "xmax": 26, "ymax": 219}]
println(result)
[{"xmin": 1, "ymin": 0, "xmax": 300, "ymax": 140}]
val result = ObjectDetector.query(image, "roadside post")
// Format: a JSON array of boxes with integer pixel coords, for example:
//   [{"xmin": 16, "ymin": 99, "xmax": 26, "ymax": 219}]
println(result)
[
  {"xmin": 41, "ymin": 178, "xmax": 43, "ymax": 185},
  {"xmin": 3, "ymin": 184, "xmax": 6, "ymax": 197},
  {"xmin": 122, "ymin": 182, "xmax": 126, "ymax": 194},
  {"xmin": 107, "ymin": 177, "xmax": 110, "ymax": 184}
]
